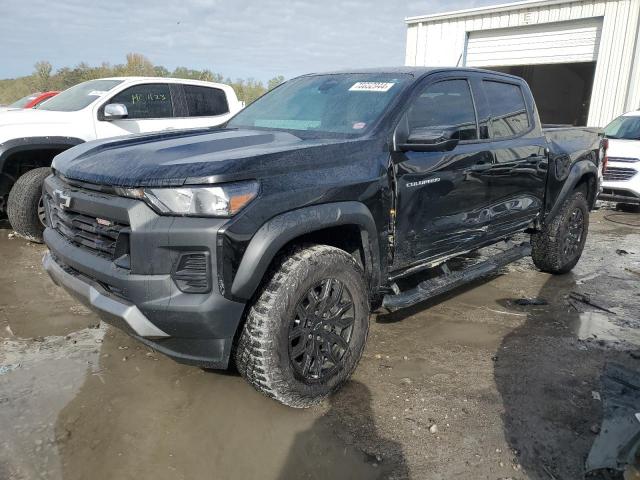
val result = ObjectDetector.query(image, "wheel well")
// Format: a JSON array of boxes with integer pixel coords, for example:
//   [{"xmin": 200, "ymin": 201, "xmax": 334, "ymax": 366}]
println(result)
[
  {"xmin": 251, "ymin": 224, "xmax": 371, "ymax": 301},
  {"xmin": 231, "ymin": 223, "xmax": 372, "ymax": 357},
  {"xmin": 575, "ymin": 172, "xmax": 597, "ymax": 209},
  {"xmin": 280, "ymin": 224, "xmax": 366, "ymax": 270},
  {"xmin": 2, "ymin": 148, "xmax": 64, "ymax": 180},
  {"xmin": 0, "ymin": 148, "xmax": 67, "ymax": 212}
]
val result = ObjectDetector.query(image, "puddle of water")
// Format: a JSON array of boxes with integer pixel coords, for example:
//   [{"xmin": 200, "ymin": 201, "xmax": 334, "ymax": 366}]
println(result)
[
  {"xmin": 416, "ymin": 317, "xmax": 507, "ymax": 347},
  {"xmin": 0, "ymin": 328, "xmax": 104, "ymax": 479},
  {"xmin": 575, "ymin": 312, "xmax": 640, "ymax": 346},
  {"xmin": 1, "ymin": 327, "xmax": 391, "ymax": 480},
  {"xmin": 0, "ymin": 234, "xmax": 98, "ymax": 339}
]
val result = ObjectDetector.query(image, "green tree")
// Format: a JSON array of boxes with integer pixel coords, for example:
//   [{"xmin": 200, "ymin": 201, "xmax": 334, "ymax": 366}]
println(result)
[
  {"xmin": 153, "ymin": 65, "xmax": 170, "ymax": 77},
  {"xmin": 232, "ymin": 78, "xmax": 269, "ymax": 105},
  {"xmin": 267, "ymin": 75, "xmax": 285, "ymax": 90},
  {"xmin": 0, "ymin": 54, "xmax": 283, "ymax": 106},
  {"xmin": 198, "ymin": 69, "xmax": 225, "ymax": 83},
  {"xmin": 33, "ymin": 61, "xmax": 53, "ymax": 91},
  {"xmin": 124, "ymin": 53, "xmax": 156, "ymax": 76}
]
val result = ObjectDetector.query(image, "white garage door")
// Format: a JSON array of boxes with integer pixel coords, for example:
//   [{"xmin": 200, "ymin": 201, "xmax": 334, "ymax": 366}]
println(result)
[{"xmin": 465, "ymin": 18, "xmax": 603, "ymax": 67}]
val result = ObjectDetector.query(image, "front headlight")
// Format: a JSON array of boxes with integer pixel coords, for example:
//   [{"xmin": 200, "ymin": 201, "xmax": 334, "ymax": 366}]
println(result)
[{"xmin": 117, "ymin": 181, "xmax": 259, "ymax": 217}]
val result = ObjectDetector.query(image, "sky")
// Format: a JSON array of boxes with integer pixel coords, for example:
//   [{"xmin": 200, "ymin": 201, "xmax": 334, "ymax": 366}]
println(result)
[{"xmin": 0, "ymin": 0, "xmax": 509, "ymax": 81}]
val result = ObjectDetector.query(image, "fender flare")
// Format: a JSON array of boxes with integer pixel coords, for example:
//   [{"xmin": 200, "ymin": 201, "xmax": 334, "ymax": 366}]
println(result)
[
  {"xmin": 546, "ymin": 160, "xmax": 598, "ymax": 223},
  {"xmin": 230, "ymin": 201, "xmax": 381, "ymax": 300},
  {"xmin": 0, "ymin": 136, "xmax": 85, "ymax": 172}
]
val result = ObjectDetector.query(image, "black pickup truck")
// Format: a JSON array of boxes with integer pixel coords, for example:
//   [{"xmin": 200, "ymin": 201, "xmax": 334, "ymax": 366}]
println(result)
[{"xmin": 42, "ymin": 68, "xmax": 603, "ymax": 407}]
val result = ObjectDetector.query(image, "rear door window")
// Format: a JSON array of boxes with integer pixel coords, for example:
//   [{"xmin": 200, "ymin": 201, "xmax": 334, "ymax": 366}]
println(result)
[
  {"xmin": 482, "ymin": 80, "xmax": 530, "ymax": 138},
  {"xmin": 107, "ymin": 83, "xmax": 174, "ymax": 119},
  {"xmin": 406, "ymin": 79, "xmax": 478, "ymax": 141},
  {"xmin": 183, "ymin": 85, "xmax": 229, "ymax": 117}
]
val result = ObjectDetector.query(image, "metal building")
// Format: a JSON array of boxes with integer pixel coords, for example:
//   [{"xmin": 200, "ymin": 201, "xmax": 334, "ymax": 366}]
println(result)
[{"xmin": 405, "ymin": 0, "xmax": 640, "ymax": 127}]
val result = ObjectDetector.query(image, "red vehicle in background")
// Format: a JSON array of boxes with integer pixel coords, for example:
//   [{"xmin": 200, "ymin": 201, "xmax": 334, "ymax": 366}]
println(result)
[
  {"xmin": 23, "ymin": 91, "xmax": 59, "ymax": 108},
  {"xmin": 0, "ymin": 91, "xmax": 59, "ymax": 111}
]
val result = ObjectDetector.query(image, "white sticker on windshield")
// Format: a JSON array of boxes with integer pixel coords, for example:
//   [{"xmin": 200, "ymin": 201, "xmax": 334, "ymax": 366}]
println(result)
[
  {"xmin": 88, "ymin": 90, "xmax": 107, "ymax": 96},
  {"xmin": 349, "ymin": 82, "xmax": 395, "ymax": 92}
]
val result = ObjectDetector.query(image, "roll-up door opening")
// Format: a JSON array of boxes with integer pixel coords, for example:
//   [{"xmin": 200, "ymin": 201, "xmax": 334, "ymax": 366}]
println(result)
[
  {"xmin": 465, "ymin": 18, "xmax": 602, "ymax": 125},
  {"xmin": 488, "ymin": 62, "xmax": 596, "ymax": 126}
]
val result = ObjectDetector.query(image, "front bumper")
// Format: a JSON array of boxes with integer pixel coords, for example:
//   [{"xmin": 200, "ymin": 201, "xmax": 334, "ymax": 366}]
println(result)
[
  {"xmin": 600, "ymin": 161, "xmax": 640, "ymax": 204},
  {"xmin": 43, "ymin": 251, "xmax": 168, "ymax": 338},
  {"xmin": 599, "ymin": 189, "xmax": 640, "ymax": 204},
  {"xmin": 42, "ymin": 174, "xmax": 247, "ymax": 369}
]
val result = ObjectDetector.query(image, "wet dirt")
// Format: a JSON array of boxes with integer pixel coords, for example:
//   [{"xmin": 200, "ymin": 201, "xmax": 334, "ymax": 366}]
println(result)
[
  {"xmin": 0, "ymin": 220, "xmax": 97, "ymax": 340},
  {"xmin": 575, "ymin": 312, "xmax": 640, "ymax": 346},
  {"xmin": 1, "ymin": 208, "xmax": 639, "ymax": 479}
]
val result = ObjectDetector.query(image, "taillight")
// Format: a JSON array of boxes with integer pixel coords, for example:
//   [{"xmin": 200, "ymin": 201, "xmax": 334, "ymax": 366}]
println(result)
[{"xmin": 601, "ymin": 138, "xmax": 609, "ymax": 172}]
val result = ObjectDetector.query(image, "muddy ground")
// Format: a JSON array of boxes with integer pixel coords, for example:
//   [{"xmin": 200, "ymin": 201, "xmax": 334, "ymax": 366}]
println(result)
[{"xmin": 1, "ymin": 207, "xmax": 639, "ymax": 480}]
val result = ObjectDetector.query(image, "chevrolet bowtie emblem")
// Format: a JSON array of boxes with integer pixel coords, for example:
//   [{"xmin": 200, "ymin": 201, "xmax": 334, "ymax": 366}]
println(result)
[{"xmin": 53, "ymin": 189, "xmax": 71, "ymax": 209}]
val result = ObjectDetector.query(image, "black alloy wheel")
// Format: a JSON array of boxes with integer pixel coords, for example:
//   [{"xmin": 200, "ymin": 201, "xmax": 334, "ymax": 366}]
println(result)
[
  {"xmin": 288, "ymin": 278, "xmax": 354, "ymax": 382},
  {"xmin": 531, "ymin": 190, "xmax": 589, "ymax": 274},
  {"xmin": 235, "ymin": 244, "xmax": 369, "ymax": 407},
  {"xmin": 562, "ymin": 207, "xmax": 584, "ymax": 260}
]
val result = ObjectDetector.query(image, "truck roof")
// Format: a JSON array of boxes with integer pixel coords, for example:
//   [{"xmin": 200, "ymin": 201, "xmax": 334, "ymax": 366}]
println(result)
[
  {"xmin": 97, "ymin": 76, "xmax": 234, "ymax": 90},
  {"xmin": 302, "ymin": 66, "xmax": 525, "ymax": 82}
]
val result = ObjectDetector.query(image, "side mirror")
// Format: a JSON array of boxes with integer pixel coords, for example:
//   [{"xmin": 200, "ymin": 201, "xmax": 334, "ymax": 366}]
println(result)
[
  {"xmin": 103, "ymin": 103, "xmax": 128, "ymax": 120},
  {"xmin": 397, "ymin": 128, "xmax": 459, "ymax": 153}
]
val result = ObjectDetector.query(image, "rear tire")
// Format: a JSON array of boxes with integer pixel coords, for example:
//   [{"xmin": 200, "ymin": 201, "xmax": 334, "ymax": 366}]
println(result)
[
  {"xmin": 235, "ymin": 244, "xmax": 369, "ymax": 408},
  {"xmin": 531, "ymin": 190, "xmax": 589, "ymax": 274},
  {"xmin": 7, "ymin": 167, "xmax": 51, "ymax": 243}
]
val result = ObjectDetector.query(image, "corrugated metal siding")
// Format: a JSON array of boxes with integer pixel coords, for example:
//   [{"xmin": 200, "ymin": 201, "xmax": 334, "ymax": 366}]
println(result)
[
  {"xmin": 466, "ymin": 18, "xmax": 603, "ymax": 66},
  {"xmin": 405, "ymin": 0, "xmax": 640, "ymax": 126},
  {"xmin": 626, "ymin": 18, "xmax": 640, "ymax": 112}
]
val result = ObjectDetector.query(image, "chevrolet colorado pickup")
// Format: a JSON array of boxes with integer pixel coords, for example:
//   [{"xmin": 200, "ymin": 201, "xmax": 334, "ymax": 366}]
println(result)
[
  {"xmin": 42, "ymin": 68, "xmax": 603, "ymax": 407},
  {"xmin": 0, "ymin": 77, "xmax": 241, "ymax": 241}
]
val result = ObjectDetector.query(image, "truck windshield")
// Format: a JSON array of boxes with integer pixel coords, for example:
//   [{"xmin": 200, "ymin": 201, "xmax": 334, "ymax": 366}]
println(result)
[
  {"xmin": 228, "ymin": 73, "xmax": 411, "ymax": 137},
  {"xmin": 604, "ymin": 115, "xmax": 640, "ymax": 140},
  {"xmin": 38, "ymin": 79, "xmax": 123, "ymax": 112}
]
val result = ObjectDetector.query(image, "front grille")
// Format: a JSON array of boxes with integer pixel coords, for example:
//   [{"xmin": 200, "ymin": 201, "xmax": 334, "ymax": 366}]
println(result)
[
  {"xmin": 45, "ymin": 194, "xmax": 129, "ymax": 259},
  {"xmin": 607, "ymin": 157, "xmax": 639, "ymax": 163},
  {"xmin": 603, "ymin": 166, "xmax": 638, "ymax": 182}
]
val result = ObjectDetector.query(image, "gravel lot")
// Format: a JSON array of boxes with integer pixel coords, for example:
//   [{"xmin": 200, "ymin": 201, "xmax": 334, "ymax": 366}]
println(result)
[{"xmin": 1, "ymin": 207, "xmax": 639, "ymax": 480}]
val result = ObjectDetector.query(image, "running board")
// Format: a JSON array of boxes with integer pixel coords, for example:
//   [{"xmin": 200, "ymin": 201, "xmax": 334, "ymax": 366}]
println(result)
[{"xmin": 382, "ymin": 242, "xmax": 532, "ymax": 312}]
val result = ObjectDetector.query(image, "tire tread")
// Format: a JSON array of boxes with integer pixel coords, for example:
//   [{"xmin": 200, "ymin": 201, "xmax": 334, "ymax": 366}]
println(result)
[
  {"xmin": 235, "ymin": 244, "xmax": 368, "ymax": 408},
  {"xmin": 531, "ymin": 191, "xmax": 589, "ymax": 274},
  {"xmin": 7, "ymin": 167, "xmax": 51, "ymax": 242}
]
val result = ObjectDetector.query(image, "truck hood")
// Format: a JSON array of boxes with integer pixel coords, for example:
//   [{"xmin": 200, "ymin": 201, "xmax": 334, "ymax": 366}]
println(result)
[
  {"xmin": 0, "ymin": 108, "xmax": 77, "ymax": 127},
  {"xmin": 607, "ymin": 138, "xmax": 640, "ymax": 160},
  {"xmin": 53, "ymin": 128, "xmax": 362, "ymax": 187}
]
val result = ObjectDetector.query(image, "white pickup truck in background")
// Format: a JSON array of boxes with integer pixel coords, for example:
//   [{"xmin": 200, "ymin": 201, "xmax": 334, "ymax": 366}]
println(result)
[{"xmin": 0, "ymin": 77, "xmax": 243, "ymax": 240}]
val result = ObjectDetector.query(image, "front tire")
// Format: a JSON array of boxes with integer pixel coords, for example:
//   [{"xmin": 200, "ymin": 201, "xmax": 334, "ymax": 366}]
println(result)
[
  {"xmin": 7, "ymin": 167, "xmax": 51, "ymax": 243},
  {"xmin": 235, "ymin": 245, "xmax": 369, "ymax": 408},
  {"xmin": 531, "ymin": 190, "xmax": 589, "ymax": 274}
]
